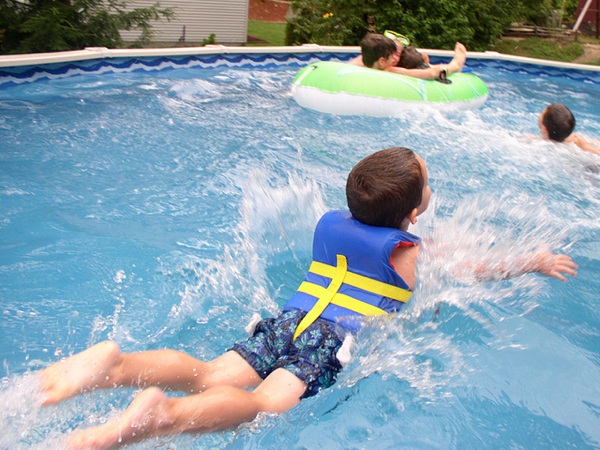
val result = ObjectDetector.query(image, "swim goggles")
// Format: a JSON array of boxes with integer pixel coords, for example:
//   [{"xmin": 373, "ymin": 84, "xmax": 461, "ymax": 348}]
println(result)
[{"xmin": 384, "ymin": 30, "xmax": 410, "ymax": 46}]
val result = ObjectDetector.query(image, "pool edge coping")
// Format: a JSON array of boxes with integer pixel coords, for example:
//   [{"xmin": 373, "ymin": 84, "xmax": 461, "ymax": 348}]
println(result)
[{"xmin": 1, "ymin": 44, "xmax": 600, "ymax": 73}]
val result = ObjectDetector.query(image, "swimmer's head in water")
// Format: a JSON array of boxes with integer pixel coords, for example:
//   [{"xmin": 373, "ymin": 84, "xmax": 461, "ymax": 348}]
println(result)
[{"xmin": 539, "ymin": 103, "xmax": 576, "ymax": 142}]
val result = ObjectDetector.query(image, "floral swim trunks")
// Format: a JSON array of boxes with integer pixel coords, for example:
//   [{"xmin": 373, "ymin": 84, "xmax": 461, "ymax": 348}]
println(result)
[{"xmin": 230, "ymin": 309, "xmax": 344, "ymax": 398}]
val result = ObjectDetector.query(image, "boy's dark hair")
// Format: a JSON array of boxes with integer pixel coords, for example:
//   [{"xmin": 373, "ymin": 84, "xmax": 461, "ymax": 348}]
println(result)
[
  {"xmin": 543, "ymin": 103, "xmax": 576, "ymax": 142},
  {"xmin": 346, "ymin": 147, "xmax": 424, "ymax": 229},
  {"xmin": 360, "ymin": 33, "xmax": 397, "ymax": 68},
  {"xmin": 397, "ymin": 46, "xmax": 430, "ymax": 69}
]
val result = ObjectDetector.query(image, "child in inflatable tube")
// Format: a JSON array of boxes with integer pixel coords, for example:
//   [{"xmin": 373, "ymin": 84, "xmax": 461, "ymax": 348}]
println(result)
[
  {"xmin": 349, "ymin": 32, "xmax": 466, "ymax": 80},
  {"xmin": 37, "ymin": 147, "xmax": 577, "ymax": 450}
]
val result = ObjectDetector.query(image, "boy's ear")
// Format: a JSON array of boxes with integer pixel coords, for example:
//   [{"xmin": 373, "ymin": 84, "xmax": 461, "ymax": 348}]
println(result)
[
  {"xmin": 407, "ymin": 208, "xmax": 418, "ymax": 225},
  {"xmin": 373, "ymin": 56, "xmax": 386, "ymax": 69}
]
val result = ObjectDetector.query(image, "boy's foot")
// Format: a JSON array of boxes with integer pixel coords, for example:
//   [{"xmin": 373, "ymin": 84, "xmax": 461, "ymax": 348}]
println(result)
[
  {"xmin": 454, "ymin": 42, "xmax": 467, "ymax": 67},
  {"xmin": 67, "ymin": 387, "xmax": 171, "ymax": 450},
  {"xmin": 39, "ymin": 341, "xmax": 121, "ymax": 405}
]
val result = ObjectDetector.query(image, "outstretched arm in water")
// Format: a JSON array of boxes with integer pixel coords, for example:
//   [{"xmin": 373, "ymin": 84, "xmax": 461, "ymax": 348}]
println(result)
[
  {"xmin": 566, "ymin": 133, "xmax": 600, "ymax": 155},
  {"xmin": 465, "ymin": 246, "xmax": 578, "ymax": 282}
]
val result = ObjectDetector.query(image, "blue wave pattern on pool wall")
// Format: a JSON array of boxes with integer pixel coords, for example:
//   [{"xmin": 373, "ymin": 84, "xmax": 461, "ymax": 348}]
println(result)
[
  {"xmin": 1, "ymin": 51, "xmax": 600, "ymax": 450},
  {"xmin": 3, "ymin": 52, "xmax": 600, "ymax": 89},
  {"xmin": 0, "ymin": 53, "xmax": 344, "ymax": 89}
]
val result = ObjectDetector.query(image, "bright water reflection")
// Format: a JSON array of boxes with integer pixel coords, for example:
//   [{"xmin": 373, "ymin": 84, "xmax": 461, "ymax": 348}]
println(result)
[{"xmin": 1, "ymin": 55, "xmax": 599, "ymax": 449}]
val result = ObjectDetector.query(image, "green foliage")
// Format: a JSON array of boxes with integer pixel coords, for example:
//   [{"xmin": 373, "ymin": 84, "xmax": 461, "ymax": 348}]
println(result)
[
  {"xmin": 285, "ymin": 0, "xmax": 554, "ymax": 51},
  {"xmin": 202, "ymin": 33, "xmax": 217, "ymax": 46},
  {"xmin": 286, "ymin": 0, "xmax": 372, "ymax": 46},
  {"xmin": 562, "ymin": 0, "xmax": 579, "ymax": 18},
  {"xmin": 0, "ymin": 0, "xmax": 173, "ymax": 54},
  {"xmin": 493, "ymin": 37, "xmax": 583, "ymax": 61}
]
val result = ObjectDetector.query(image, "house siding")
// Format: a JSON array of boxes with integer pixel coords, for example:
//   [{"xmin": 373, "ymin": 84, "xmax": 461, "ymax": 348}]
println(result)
[{"xmin": 120, "ymin": 0, "xmax": 249, "ymax": 45}]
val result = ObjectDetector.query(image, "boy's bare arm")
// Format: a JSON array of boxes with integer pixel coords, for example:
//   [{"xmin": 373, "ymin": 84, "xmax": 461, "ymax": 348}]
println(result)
[
  {"xmin": 389, "ymin": 65, "xmax": 442, "ymax": 79},
  {"xmin": 569, "ymin": 133, "xmax": 600, "ymax": 155},
  {"xmin": 390, "ymin": 244, "xmax": 420, "ymax": 290},
  {"xmin": 348, "ymin": 55, "xmax": 364, "ymax": 66},
  {"xmin": 470, "ymin": 246, "xmax": 578, "ymax": 282}
]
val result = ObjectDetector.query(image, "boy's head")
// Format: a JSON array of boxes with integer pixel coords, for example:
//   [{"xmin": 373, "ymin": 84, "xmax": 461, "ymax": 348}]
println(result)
[
  {"xmin": 346, "ymin": 147, "xmax": 430, "ymax": 230},
  {"xmin": 397, "ymin": 46, "xmax": 430, "ymax": 69},
  {"xmin": 360, "ymin": 33, "xmax": 398, "ymax": 69},
  {"xmin": 539, "ymin": 103, "xmax": 576, "ymax": 142}
]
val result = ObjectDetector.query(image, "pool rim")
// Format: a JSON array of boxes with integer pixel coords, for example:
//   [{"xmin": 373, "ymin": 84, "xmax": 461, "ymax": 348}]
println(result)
[{"xmin": 1, "ymin": 44, "xmax": 599, "ymax": 73}]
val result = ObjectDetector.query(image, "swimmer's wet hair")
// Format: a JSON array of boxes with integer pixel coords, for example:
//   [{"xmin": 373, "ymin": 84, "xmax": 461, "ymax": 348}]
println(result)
[
  {"xmin": 397, "ymin": 46, "xmax": 430, "ymax": 69},
  {"xmin": 543, "ymin": 103, "xmax": 576, "ymax": 142},
  {"xmin": 346, "ymin": 147, "xmax": 424, "ymax": 229},
  {"xmin": 360, "ymin": 33, "xmax": 397, "ymax": 68}
]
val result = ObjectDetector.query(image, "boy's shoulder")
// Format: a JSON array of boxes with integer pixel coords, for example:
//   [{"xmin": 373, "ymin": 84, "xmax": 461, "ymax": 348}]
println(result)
[
  {"xmin": 565, "ymin": 133, "xmax": 600, "ymax": 155},
  {"xmin": 564, "ymin": 133, "xmax": 579, "ymax": 144}
]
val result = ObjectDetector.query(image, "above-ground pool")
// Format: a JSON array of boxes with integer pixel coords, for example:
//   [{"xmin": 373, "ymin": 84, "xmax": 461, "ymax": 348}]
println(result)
[{"xmin": 1, "ymin": 48, "xmax": 600, "ymax": 450}]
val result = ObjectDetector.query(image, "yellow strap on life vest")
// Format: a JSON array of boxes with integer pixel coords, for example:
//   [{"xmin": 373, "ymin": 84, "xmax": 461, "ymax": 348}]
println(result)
[
  {"xmin": 309, "ymin": 260, "xmax": 412, "ymax": 303},
  {"xmin": 292, "ymin": 255, "xmax": 412, "ymax": 341},
  {"xmin": 296, "ymin": 282, "xmax": 388, "ymax": 316},
  {"xmin": 293, "ymin": 254, "xmax": 348, "ymax": 341}
]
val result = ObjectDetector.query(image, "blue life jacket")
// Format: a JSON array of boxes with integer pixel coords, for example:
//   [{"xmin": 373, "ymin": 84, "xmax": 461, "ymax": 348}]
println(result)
[{"xmin": 283, "ymin": 210, "xmax": 420, "ymax": 336}]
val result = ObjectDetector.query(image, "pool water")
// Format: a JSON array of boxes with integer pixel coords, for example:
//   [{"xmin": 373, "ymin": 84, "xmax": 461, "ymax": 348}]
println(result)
[{"xmin": 1, "ymin": 53, "xmax": 600, "ymax": 450}]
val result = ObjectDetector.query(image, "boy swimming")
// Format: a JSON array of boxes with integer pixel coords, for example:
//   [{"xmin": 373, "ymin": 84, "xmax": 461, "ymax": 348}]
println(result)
[
  {"xmin": 38, "ymin": 147, "xmax": 577, "ymax": 449},
  {"xmin": 539, "ymin": 103, "xmax": 600, "ymax": 155}
]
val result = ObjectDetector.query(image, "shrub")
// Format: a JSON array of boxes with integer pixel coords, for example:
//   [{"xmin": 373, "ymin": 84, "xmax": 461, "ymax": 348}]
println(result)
[
  {"xmin": 285, "ymin": 0, "xmax": 552, "ymax": 51},
  {"xmin": 0, "ymin": 0, "xmax": 173, "ymax": 54}
]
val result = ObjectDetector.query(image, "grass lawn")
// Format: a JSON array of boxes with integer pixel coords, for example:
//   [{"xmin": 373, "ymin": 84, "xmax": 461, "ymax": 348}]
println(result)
[
  {"xmin": 491, "ymin": 37, "xmax": 584, "ymax": 62},
  {"xmin": 247, "ymin": 21, "xmax": 286, "ymax": 46}
]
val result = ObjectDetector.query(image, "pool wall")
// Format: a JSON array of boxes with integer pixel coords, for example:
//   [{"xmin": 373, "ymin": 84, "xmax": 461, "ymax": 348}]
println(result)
[{"xmin": 1, "ymin": 44, "xmax": 600, "ymax": 90}]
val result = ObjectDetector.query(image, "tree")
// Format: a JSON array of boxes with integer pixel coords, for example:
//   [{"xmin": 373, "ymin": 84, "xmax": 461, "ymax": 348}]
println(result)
[
  {"xmin": 0, "ymin": 0, "xmax": 173, "ymax": 54},
  {"xmin": 285, "ymin": 0, "xmax": 551, "ymax": 51}
]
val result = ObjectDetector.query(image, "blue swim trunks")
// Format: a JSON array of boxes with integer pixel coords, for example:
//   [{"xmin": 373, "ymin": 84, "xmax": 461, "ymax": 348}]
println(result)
[{"xmin": 231, "ymin": 309, "xmax": 344, "ymax": 398}]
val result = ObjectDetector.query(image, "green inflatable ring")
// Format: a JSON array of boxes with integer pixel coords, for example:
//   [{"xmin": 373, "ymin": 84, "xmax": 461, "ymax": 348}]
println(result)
[{"xmin": 291, "ymin": 61, "xmax": 489, "ymax": 116}]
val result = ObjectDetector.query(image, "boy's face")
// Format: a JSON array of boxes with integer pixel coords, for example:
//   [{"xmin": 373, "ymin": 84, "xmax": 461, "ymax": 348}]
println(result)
[
  {"xmin": 376, "ymin": 51, "xmax": 400, "ymax": 70},
  {"xmin": 395, "ymin": 42, "xmax": 404, "ymax": 58},
  {"xmin": 415, "ymin": 155, "xmax": 431, "ymax": 216}
]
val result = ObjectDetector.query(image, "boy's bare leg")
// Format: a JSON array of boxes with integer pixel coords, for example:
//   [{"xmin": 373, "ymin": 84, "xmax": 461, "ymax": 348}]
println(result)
[
  {"xmin": 446, "ymin": 42, "xmax": 467, "ymax": 74},
  {"xmin": 66, "ymin": 368, "xmax": 307, "ymax": 450},
  {"xmin": 39, "ymin": 341, "xmax": 261, "ymax": 405},
  {"xmin": 40, "ymin": 341, "xmax": 122, "ymax": 405}
]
